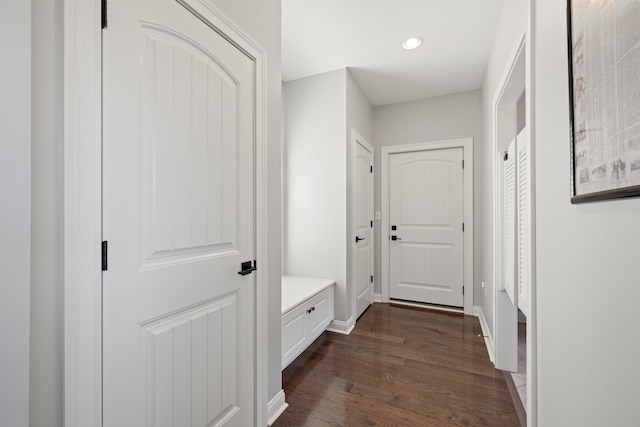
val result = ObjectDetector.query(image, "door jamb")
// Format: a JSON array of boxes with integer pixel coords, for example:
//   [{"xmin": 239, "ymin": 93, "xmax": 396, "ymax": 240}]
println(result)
[
  {"xmin": 350, "ymin": 130, "xmax": 374, "ymax": 321},
  {"xmin": 381, "ymin": 138, "xmax": 474, "ymax": 315},
  {"xmin": 63, "ymin": 1, "xmax": 269, "ymax": 425}
]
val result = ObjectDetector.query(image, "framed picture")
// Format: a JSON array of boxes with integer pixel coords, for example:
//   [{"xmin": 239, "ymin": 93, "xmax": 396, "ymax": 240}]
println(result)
[{"xmin": 567, "ymin": 0, "xmax": 640, "ymax": 203}]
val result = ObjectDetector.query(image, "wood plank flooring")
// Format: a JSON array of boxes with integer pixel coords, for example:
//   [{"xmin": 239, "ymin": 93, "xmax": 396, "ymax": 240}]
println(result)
[{"xmin": 273, "ymin": 303, "xmax": 519, "ymax": 427}]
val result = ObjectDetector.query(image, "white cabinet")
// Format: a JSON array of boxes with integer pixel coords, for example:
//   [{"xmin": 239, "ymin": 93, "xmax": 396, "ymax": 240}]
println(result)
[{"xmin": 281, "ymin": 276, "xmax": 334, "ymax": 369}]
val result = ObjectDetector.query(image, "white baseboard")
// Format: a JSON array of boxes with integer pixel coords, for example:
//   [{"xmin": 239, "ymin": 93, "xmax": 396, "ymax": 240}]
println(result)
[
  {"xmin": 373, "ymin": 292, "xmax": 382, "ymax": 303},
  {"xmin": 326, "ymin": 316, "xmax": 355, "ymax": 335},
  {"xmin": 267, "ymin": 389, "xmax": 288, "ymax": 426},
  {"xmin": 474, "ymin": 305, "xmax": 495, "ymax": 363}
]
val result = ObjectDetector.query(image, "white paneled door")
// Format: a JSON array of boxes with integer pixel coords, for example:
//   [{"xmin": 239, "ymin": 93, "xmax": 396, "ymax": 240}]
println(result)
[
  {"xmin": 389, "ymin": 148, "xmax": 464, "ymax": 307},
  {"xmin": 354, "ymin": 136, "xmax": 374, "ymax": 319},
  {"xmin": 102, "ymin": 0, "xmax": 256, "ymax": 425}
]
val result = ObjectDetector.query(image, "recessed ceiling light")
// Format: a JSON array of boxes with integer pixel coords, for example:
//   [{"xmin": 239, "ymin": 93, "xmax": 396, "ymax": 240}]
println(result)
[{"xmin": 402, "ymin": 36, "xmax": 423, "ymax": 50}]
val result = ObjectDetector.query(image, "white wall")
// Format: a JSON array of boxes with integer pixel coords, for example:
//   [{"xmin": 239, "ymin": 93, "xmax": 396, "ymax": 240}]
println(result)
[
  {"xmin": 283, "ymin": 70, "xmax": 349, "ymax": 320},
  {"xmin": 372, "ymin": 91, "xmax": 483, "ymax": 300},
  {"xmin": 346, "ymin": 70, "xmax": 374, "ymax": 144},
  {"xmin": 0, "ymin": 2, "xmax": 31, "ymax": 426},
  {"xmin": 211, "ymin": 0, "xmax": 283, "ymax": 404},
  {"xmin": 534, "ymin": 0, "xmax": 640, "ymax": 424},
  {"xmin": 283, "ymin": 68, "xmax": 373, "ymax": 327},
  {"xmin": 346, "ymin": 69, "xmax": 374, "ymax": 319},
  {"xmin": 30, "ymin": 0, "xmax": 64, "ymax": 426},
  {"xmin": 480, "ymin": 0, "xmax": 529, "ymax": 336}
]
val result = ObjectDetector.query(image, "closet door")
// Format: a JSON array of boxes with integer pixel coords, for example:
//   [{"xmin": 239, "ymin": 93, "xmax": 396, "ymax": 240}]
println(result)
[
  {"xmin": 517, "ymin": 127, "xmax": 531, "ymax": 317},
  {"xmin": 354, "ymin": 137, "xmax": 373, "ymax": 319},
  {"xmin": 102, "ymin": 0, "xmax": 257, "ymax": 424},
  {"xmin": 503, "ymin": 139, "xmax": 517, "ymax": 306}
]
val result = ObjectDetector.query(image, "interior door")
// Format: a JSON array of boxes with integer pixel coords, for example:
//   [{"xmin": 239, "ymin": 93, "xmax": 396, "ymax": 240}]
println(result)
[
  {"xmin": 354, "ymin": 138, "xmax": 374, "ymax": 319},
  {"xmin": 102, "ymin": 0, "xmax": 256, "ymax": 425},
  {"xmin": 389, "ymin": 148, "xmax": 464, "ymax": 307},
  {"xmin": 503, "ymin": 139, "xmax": 517, "ymax": 305},
  {"xmin": 517, "ymin": 126, "xmax": 531, "ymax": 317}
]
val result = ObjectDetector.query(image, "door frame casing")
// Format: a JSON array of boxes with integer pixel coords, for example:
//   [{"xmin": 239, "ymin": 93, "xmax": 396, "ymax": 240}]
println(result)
[
  {"xmin": 492, "ymin": 36, "xmax": 525, "ymax": 374},
  {"xmin": 491, "ymin": 16, "xmax": 537, "ymax": 426},
  {"xmin": 381, "ymin": 138, "xmax": 474, "ymax": 315},
  {"xmin": 350, "ymin": 130, "xmax": 374, "ymax": 320},
  {"xmin": 63, "ymin": 1, "xmax": 270, "ymax": 425}
]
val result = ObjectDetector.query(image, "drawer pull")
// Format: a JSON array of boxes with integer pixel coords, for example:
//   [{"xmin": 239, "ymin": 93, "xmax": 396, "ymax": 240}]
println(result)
[{"xmin": 307, "ymin": 307, "xmax": 316, "ymax": 314}]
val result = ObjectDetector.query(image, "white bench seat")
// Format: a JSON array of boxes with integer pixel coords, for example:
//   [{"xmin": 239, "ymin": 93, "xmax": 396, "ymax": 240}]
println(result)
[{"xmin": 281, "ymin": 275, "xmax": 335, "ymax": 369}]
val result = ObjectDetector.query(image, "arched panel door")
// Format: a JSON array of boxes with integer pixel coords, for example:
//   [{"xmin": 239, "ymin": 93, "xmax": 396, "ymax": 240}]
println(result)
[
  {"xmin": 102, "ymin": 0, "xmax": 256, "ymax": 425},
  {"xmin": 389, "ymin": 148, "xmax": 464, "ymax": 308}
]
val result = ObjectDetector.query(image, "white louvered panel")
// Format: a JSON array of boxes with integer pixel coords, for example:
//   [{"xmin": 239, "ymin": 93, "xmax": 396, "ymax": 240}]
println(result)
[
  {"xmin": 517, "ymin": 127, "xmax": 531, "ymax": 317},
  {"xmin": 503, "ymin": 139, "xmax": 516, "ymax": 305}
]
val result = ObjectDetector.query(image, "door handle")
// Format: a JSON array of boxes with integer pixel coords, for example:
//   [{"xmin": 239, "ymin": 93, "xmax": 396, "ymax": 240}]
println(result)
[
  {"xmin": 391, "ymin": 235, "xmax": 402, "ymax": 241},
  {"xmin": 238, "ymin": 260, "xmax": 257, "ymax": 276},
  {"xmin": 355, "ymin": 236, "xmax": 365, "ymax": 242}
]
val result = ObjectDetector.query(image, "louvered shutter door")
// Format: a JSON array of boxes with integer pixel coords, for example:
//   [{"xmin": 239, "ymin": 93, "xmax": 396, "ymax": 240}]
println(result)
[
  {"xmin": 517, "ymin": 127, "xmax": 531, "ymax": 317},
  {"xmin": 503, "ymin": 139, "xmax": 516, "ymax": 305}
]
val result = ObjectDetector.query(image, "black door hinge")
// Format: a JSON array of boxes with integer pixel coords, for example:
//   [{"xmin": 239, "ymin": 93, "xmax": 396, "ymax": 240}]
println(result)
[
  {"xmin": 370, "ymin": 275, "xmax": 374, "ymax": 283},
  {"xmin": 102, "ymin": 0, "xmax": 108, "ymax": 29},
  {"xmin": 102, "ymin": 241, "xmax": 108, "ymax": 271},
  {"xmin": 462, "ymin": 223, "xmax": 465, "ymax": 232},
  {"xmin": 462, "ymin": 160, "xmax": 465, "ymax": 169},
  {"xmin": 370, "ymin": 220, "xmax": 373, "ymax": 228},
  {"xmin": 462, "ymin": 286, "xmax": 465, "ymax": 295},
  {"xmin": 370, "ymin": 165, "xmax": 373, "ymax": 173}
]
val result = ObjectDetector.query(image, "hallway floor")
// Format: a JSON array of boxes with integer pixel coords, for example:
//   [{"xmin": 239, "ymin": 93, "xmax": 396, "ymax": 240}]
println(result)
[{"xmin": 273, "ymin": 303, "xmax": 519, "ymax": 426}]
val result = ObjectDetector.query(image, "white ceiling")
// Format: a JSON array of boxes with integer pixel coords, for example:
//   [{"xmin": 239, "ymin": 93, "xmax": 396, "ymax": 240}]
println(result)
[{"xmin": 282, "ymin": 0, "xmax": 503, "ymax": 107}]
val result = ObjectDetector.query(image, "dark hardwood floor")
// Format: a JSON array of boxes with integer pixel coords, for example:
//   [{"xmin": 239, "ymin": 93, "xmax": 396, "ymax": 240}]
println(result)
[{"xmin": 273, "ymin": 303, "xmax": 519, "ymax": 427}]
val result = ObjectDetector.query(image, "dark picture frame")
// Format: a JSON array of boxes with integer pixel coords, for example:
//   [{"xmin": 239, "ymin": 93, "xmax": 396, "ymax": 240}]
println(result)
[{"xmin": 567, "ymin": 0, "xmax": 640, "ymax": 203}]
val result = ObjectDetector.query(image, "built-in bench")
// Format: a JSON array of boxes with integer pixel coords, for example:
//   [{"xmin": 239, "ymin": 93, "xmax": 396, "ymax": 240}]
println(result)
[{"xmin": 281, "ymin": 275, "xmax": 335, "ymax": 369}]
